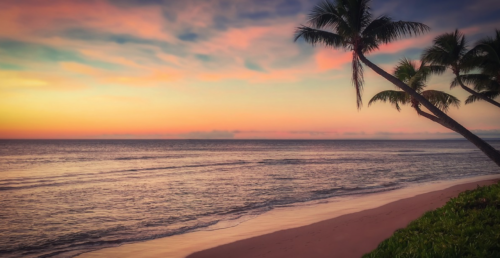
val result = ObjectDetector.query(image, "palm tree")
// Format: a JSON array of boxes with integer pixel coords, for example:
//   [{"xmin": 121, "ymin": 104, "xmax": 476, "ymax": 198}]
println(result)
[
  {"xmin": 456, "ymin": 30, "xmax": 500, "ymax": 105},
  {"xmin": 294, "ymin": 0, "xmax": 500, "ymax": 166},
  {"xmin": 368, "ymin": 58, "xmax": 460, "ymax": 131},
  {"xmin": 422, "ymin": 30, "xmax": 500, "ymax": 108}
]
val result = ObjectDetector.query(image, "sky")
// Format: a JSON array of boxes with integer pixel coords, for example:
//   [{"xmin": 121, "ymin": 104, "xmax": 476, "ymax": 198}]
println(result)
[{"xmin": 1, "ymin": 0, "xmax": 499, "ymax": 139}]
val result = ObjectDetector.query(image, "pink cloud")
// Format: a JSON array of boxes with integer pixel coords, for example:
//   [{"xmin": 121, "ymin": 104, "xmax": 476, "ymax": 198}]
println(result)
[
  {"xmin": 315, "ymin": 49, "xmax": 352, "ymax": 71},
  {"xmin": 0, "ymin": 1, "xmax": 173, "ymax": 42},
  {"xmin": 375, "ymin": 34, "xmax": 437, "ymax": 54}
]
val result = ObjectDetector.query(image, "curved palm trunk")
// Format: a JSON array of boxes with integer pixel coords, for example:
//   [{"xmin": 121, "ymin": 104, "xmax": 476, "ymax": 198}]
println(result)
[
  {"xmin": 456, "ymin": 76, "xmax": 500, "ymax": 108},
  {"xmin": 357, "ymin": 52, "xmax": 500, "ymax": 167}
]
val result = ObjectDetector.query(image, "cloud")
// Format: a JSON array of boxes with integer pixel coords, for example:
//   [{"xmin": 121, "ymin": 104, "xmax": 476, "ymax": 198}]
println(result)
[
  {"xmin": 471, "ymin": 129, "xmax": 500, "ymax": 138},
  {"xmin": 0, "ymin": 63, "xmax": 23, "ymax": 70},
  {"xmin": 0, "ymin": 39, "xmax": 83, "ymax": 63},
  {"xmin": 343, "ymin": 131, "xmax": 366, "ymax": 136},
  {"xmin": 288, "ymin": 130, "xmax": 339, "ymax": 136},
  {"xmin": 315, "ymin": 49, "xmax": 352, "ymax": 71},
  {"xmin": 84, "ymin": 129, "xmax": 500, "ymax": 140},
  {"xmin": 60, "ymin": 28, "xmax": 170, "ymax": 46},
  {"xmin": 179, "ymin": 130, "xmax": 235, "ymax": 139},
  {"xmin": 244, "ymin": 60, "xmax": 266, "ymax": 72},
  {"xmin": 0, "ymin": 70, "xmax": 86, "ymax": 90},
  {"xmin": 369, "ymin": 130, "xmax": 500, "ymax": 140},
  {"xmin": 177, "ymin": 32, "xmax": 199, "ymax": 42}
]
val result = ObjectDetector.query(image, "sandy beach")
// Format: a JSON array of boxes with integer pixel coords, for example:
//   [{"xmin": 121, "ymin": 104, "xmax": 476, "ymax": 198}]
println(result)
[{"xmin": 78, "ymin": 175, "xmax": 499, "ymax": 258}]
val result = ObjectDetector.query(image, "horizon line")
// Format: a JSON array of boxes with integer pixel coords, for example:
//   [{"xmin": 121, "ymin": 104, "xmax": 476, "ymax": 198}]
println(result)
[{"xmin": 2, "ymin": 138, "xmax": 499, "ymax": 141}]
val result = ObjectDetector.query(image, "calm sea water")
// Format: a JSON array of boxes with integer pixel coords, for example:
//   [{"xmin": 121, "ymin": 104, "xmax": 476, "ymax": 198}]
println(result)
[{"xmin": 0, "ymin": 140, "xmax": 499, "ymax": 257}]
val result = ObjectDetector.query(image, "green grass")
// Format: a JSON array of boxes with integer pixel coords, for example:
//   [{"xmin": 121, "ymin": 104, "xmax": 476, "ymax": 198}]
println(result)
[{"xmin": 363, "ymin": 181, "xmax": 500, "ymax": 258}]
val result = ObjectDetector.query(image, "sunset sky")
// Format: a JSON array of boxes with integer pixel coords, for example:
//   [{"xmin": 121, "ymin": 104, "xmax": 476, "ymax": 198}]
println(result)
[{"xmin": 1, "ymin": 0, "xmax": 499, "ymax": 139}]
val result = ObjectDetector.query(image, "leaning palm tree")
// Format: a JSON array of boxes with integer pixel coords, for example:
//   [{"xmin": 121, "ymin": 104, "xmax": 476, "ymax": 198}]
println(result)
[
  {"xmin": 422, "ymin": 30, "xmax": 500, "ymax": 108},
  {"xmin": 369, "ymin": 58, "xmax": 460, "ymax": 131},
  {"xmin": 294, "ymin": 0, "xmax": 500, "ymax": 166}
]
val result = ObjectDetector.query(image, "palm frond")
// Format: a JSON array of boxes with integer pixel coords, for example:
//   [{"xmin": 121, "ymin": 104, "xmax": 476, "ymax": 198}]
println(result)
[
  {"xmin": 307, "ymin": 0, "xmax": 349, "ymax": 31},
  {"xmin": 391, "ymin": 58, "xmax": 441, "ymax": 92},
  {"xmin": 461, "ymin": 46, "xmax": 486, "ymax": 70},
  {"xmin": 421, "ymin": 45, "xmax": 455, "ymax": 67},
  {"xmin": 368, "ymin": 90, "xmax": 409, "ymax": 111},
  {"xmin": 476, "ymin": 30, "xmax": 500, "ymax": 62},
  {"xmin": 294, "ymin": 26, "xmax": 345, "ymax": 48},
  {"xmin": 422, "ymin": 30, "xmax": 468, "ymax": 70},
  {"xmin": 347, "ymin": 0, "xmax": 372, "ymax": 34},
  {"xmin": 473, "ymin": 30, "xmax": 500, "ymax": 76},
  {"xmin": 393, "ymin": 58, "xmax": 417, "ymax": 83},
  {"xmin": 352, "ymin": 52, "xmax": 364, "ymax": 109},
  {"xmin": 331, "ymin": 0, "xmax": 355, "ymax": 37},
  {"xmin": 421, "ymin": 90, "xmax": 460, "ymax": 112},
  {"xmin": 422, "ymin": 65, "xmax": 446, "ymax": 75},
  {"xmin": 362, "ymin": 19, "xmax": 429, "ymax": 46},
  {"xmin": 465, "ymin": 90, "xmax": 500, "ymax": 104},
  {"xmin": 451, "ymin": 74, "xmax": 495, "ymax": 90},
  {"xmin": 411, "ymin": 64, "xmax": 445, "ymax": 87}
]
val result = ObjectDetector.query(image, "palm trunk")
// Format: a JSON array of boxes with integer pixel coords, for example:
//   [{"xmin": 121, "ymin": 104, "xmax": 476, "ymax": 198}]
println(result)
[
  {"xmin": 357, "ymin": 52, "xmax": 500, "ymax": 167},
  {"xmin": 413, "ymin": 106, "xmax": 456, "ymax": 132},
  {"xmin": 456, "ymin": 76, "xmax": 500, "ymax": 108}
]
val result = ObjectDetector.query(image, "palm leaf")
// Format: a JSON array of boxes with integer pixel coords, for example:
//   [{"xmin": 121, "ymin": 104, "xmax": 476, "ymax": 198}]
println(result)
[
  {"xmin": 393, "ymin": 58, "xmax": 417, "ymax": 83},
  {"xmin": 420, "ymin": 65, "xmax": 446, "ymax": 75},
  {"xmin": 421, "ymin": 90, "xmax": 460, "ymax": 112},
  {"xmin": 473, "ymin": 30, "xmax": 500, "ymax": 76},
  {"xmin": 307, "ymin": 0, "xmax": 350, "ymax": 32},
  {"xmin": 368, "ymin": 90, "xmax": 409, "ymax": 111},
  {"xmin": 421, "ymin": 45, "xmax": 455, "ymax": 67},
  {"xmin": 391, "ymin": 58, "xmax": 443, "ymax": 92},
  {"xmin": 422, "ymin": 30, "xmax": 468, "ymax": 70},
  {"xmin": 465, "ymin": 90, "xmax": 500, "ymax": 104},
  {"xmin": 294, "ymin": 26, "xmax": 345, "ymax": 48},
  {"xmin": 451, "ymin": 74, "xmax": 495, "ymax": 90},
  {"xmin": 362, "ymin": 17, "xmax": 429, "ymax": 47}
]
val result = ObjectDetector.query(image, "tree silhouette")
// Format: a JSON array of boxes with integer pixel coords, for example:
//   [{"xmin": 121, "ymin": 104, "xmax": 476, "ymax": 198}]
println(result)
[
  {"xmin": 369, "ymin": 58, "xmax": 460, "ymax": 131},
  {"xmin": 422, "ymin": 30, "xmax": 500, "ymax": 108},
  {"xmin": 294, "ymin": 0, "xmax": 500, "ymax": 166},
  {"xmin": 456, "ymin": 30, "xmax": 500, "ymax": 105}
]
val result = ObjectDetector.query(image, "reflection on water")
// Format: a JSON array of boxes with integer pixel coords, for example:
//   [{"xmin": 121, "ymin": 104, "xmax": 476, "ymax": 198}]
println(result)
[{"xmin": 0, "ymin": 140, "xmax": 498, "ymax": 257}]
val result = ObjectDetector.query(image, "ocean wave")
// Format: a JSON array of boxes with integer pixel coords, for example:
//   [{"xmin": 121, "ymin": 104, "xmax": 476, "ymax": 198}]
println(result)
[
  {"xmin": 0, "ymin": 161, "xmax": 252, "ymax": 192},
  {"xmin": 311, "ymin": 183, "xmax": 402, "ymax": 197},
  {"xmin": 257, "ymin": 158, "xmax": 368, "ymax": 166},
  {"xmin": 113, "ymin": 155, "xmax": 188, "ymax": 161}
]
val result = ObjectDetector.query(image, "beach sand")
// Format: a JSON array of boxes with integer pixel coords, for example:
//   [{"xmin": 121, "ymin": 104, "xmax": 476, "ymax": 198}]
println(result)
[{"xmin": 78, "ymin": 175, "xmax": 499, "ymax": 258}]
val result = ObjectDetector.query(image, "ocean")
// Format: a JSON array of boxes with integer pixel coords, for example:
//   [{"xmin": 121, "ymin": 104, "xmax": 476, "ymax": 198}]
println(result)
[{"xmin": 0, "ymin": 139, "xmax": 499, "ymax": 257}]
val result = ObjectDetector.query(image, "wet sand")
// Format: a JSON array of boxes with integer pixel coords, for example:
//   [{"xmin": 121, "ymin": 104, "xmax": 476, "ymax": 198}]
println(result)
[{"xmin": 78, "ymin": 175, "xmax": 499, "ymax": 258}]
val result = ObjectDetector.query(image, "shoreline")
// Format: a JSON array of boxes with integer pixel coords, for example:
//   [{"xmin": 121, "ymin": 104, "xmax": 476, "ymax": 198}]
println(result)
[{"xmin": 77, "ymin": 175, "xmax": 500, "ymax": 258}]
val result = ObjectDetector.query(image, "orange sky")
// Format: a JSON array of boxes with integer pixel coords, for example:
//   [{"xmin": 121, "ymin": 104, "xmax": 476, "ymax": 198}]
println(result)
[{"xmin": 0, "ymin": 0, "xmax": 499, "ymax": 139}]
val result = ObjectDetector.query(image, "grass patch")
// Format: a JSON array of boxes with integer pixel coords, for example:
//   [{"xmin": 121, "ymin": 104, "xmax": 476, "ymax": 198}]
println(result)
[{"xmin": 364, "ymin": 182, "xmax": 500, "ymax": 258}]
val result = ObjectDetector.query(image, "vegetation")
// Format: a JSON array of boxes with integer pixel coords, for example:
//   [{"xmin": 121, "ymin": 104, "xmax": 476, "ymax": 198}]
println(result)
[
  {"xmin": 458, "ymin": 30, "xmax": 500, "ymax": 105},
  {"xmin": 368, "ymin": 58, "xmax": 460, "ymax": 131},
  {"xmin": 422, "ymin": 30, "xmax": 500, "ymax": 109},
  {"xmin": 363, "ymin": 182, "xmax": 500, "ymax": 258},
  {"xmin": 294, "ymin": 0, "xmax": 500, "ymax": 166}
]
